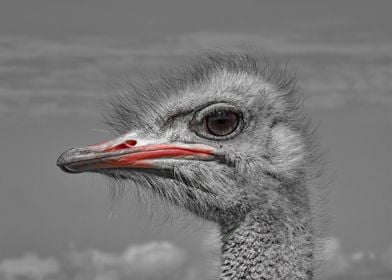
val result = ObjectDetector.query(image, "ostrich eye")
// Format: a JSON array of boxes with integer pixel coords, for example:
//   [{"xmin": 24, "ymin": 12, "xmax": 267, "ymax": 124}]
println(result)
[
  {"xmin": 205, "ymin": 110, "xmax": 239, "ymax": 136},
  {"xmin": 190, "ymin": 103, "xmax": 243, "ymax": 140}
]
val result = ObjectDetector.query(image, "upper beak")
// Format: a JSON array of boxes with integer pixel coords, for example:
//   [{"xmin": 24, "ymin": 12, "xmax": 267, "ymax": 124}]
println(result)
[{"xmin": 56, "ymin": 132, "xmax": 217, "ymax": 174}]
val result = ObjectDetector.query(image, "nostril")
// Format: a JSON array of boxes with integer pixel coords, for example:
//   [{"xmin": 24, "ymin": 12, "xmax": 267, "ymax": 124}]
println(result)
[
  {"xmin": 124, "ymin": 139, "xmax": 137, "ymax": 147},
  {"xmin": 109, "ymin": 140, "xmax": 137, "ymax": 151}
]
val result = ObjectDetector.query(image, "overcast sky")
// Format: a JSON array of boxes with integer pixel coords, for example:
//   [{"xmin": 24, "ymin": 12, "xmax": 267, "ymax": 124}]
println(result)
[{"xmin": 0, "ymin": 0, "xmax": 391, "ymax": 276}]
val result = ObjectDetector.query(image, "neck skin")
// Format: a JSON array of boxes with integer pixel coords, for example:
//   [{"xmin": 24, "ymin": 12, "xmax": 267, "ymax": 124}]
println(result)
[{"xmin": 219, "ymin": 198, "xmax": 313, "ymax": 280}]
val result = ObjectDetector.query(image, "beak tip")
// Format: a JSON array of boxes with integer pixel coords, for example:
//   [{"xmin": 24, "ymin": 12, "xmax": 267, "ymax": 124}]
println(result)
[
  {"xmin": 57, "ymin": 161, "xmax": 84, "ymax": 174},
  {"xmin": 57, "ymin": 148, "xmax": 84, "ymax": 174}
]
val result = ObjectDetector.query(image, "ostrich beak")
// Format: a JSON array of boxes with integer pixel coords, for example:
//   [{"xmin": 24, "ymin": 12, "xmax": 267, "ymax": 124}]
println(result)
[{"xmin": 57, "ymin": 132, "xmax": 216, "ymax": 174}]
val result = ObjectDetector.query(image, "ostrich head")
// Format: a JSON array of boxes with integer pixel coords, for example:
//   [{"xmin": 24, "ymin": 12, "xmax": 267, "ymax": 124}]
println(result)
[{"xmin": 57, "ymin": 51, "xmax": 320, "ymax": 279}]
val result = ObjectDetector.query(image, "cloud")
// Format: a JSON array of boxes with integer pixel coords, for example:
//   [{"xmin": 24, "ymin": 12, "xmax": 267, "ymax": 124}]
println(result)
[
  {"xmin": 319, "ymin": 236, "xmax": 350, "ymax": 276},
  {"xmin": 0, "ymin": 253, "xmax": 60, "ymax": 280},
  {"xmin": 319, "ymin": 237, "xmax": 392, "ymax": 278},
  {"xmin": 64, "ymin": 242, "xmax": 192, "ymax": 280},
  {"xmin": 0, "ymin": 241, "xmax": 216, "ymax": 280},
  {"xmin": 381, "ymin": 243, "xmax": 392, "ymax": 269},
  {"xmin": 0, "ymin": 36, "xmax": 141, "ymax": 118},
  {"xmin": 150, "ymin": 31, "xmax": 392, "ymax": 57},
  {"xmin": 2, "ymin": 238, "xmax": 392, "ymax": 279},
  {"xmin": 0, "ymin": 33, "xmax": 391, "ymax": 117}
]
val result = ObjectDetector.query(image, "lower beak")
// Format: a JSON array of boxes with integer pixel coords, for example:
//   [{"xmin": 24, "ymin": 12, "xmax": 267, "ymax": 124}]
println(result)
[{"xmin": 57, "ymin": 133, "xmax": 216, "ymax": 174}]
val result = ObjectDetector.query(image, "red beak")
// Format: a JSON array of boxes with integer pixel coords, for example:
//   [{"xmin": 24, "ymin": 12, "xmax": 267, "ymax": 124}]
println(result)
[{"xmin": 57, "ymin": 133, "xmax": 216, "ymax": 174}]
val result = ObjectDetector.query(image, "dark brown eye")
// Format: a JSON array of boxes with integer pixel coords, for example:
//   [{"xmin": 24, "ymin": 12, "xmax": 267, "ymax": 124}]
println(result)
[
  {"xmin": 189, "ymin": 103, "xmax": 244, "ymax": 140},
  {"xmin": 205, "ymin": 110, "xmax": 239, "ymax": 136}
]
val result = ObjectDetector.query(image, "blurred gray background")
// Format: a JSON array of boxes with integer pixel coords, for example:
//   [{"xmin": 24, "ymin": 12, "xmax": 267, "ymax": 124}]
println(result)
[{"xmin": 0, "ymin": 0, "xmax": 391, "ymax": 279}]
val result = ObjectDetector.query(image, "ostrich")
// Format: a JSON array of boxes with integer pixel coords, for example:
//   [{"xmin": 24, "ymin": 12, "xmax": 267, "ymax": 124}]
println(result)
[{"xmin": 57, "ymin": 51, "xmax": 322, "ymax": 280}]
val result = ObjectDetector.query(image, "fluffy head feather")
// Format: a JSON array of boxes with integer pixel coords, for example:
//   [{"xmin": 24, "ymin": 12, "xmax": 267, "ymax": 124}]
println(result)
[{"xmin": 100, "ymin": 50, "xmax": 322, "ymax": 228}]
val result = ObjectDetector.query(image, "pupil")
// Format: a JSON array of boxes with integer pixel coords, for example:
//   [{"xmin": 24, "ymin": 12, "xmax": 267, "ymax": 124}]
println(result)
[{"xmin": 206, "ymin": 110, "xmax": 238, "ymax": 136}]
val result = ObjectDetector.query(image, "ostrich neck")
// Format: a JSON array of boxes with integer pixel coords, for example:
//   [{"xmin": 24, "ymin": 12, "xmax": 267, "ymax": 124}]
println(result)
[{"xmin": 219, "ymin": 199, "xmax": 313, "ymax": 280}]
